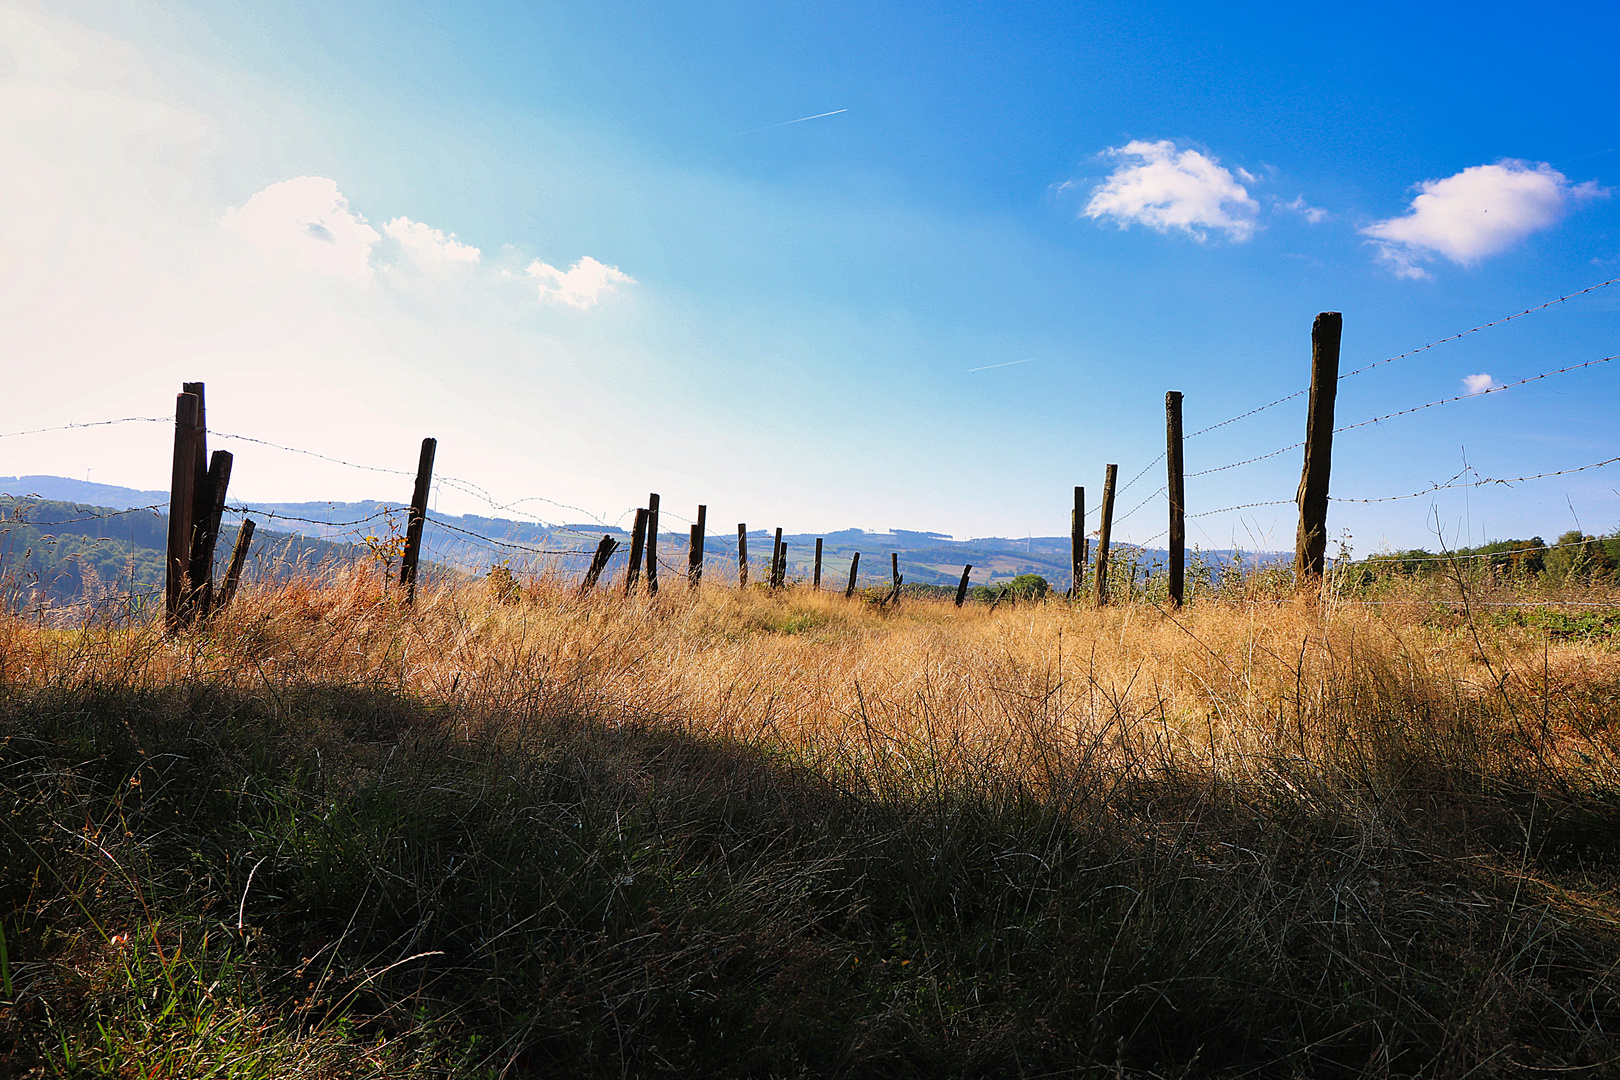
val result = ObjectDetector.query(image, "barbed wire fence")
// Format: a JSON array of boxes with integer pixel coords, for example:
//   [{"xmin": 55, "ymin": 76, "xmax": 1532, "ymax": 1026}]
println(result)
[{"xmin": 4, "ymin": 275, "xmax": 1619, "ymax": 616}]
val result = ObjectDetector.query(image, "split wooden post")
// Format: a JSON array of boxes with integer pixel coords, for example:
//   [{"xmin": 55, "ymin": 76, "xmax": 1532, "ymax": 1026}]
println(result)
[
  {"xmin": 845, "ymin": 552, "xmax": 860, "ymax": 598},
  {"xmin": 688, "ymin": 504, "xmax": 706, "ymax": 589},
  {"xmin": 191, "ymin": 451, "xmax": 234, "ymax": 619},
  {"xmin": 164, "ymin": 391, "xmax": 200, "ymax": 632},
  {"xmin": 217, "ymin": 518, "xmax": 254, "ymax": 611},
  {"xmin": 645, "ymin": 493, "xmax": 660, "ymax": 595},
  {"xmin": 813, "ymin": 538, "xmax": 823, "ymax": 590},
  {"xmin": 625, "ymin": 508, "xmax": 649, "ymax": 595},
  {"xmin": 582, "ymin": 535, "xmax": 619, "ymax": 592},
  {"xmin": 1093, "ymin": 463, "xmax": 1118, "ymax": 607},
  {"xmin": 777, "ymin": 540, "xmax": 788, "ymax": 587},
  {"xmin": 889, "ymin": 552, "xmax": 901, "ymax": 602},
  {"xmin": 737, "ymin": 524, "xmax": 749, "ymax": 587},
  {"xmin": 1165, "ymin": 391, "xmax": 1185, "ymax": 608},
  {"xmin": 955, "ymin": 565, "xmax": 973, "ymax": 607},
  {"xmin": 1294, "ymin": 312, "xmax": 1343, "ymax": 584},
  {"xmin": 400, "ymin": 437, "xmax": 437, "ymax": 605},
  {"xmin": 1070, "ymin": 485, "xmax": 1086, "ymax": 598},
  {"xmin": 770, "ymin": 528, "xmax": 784, "ymax": 588}
]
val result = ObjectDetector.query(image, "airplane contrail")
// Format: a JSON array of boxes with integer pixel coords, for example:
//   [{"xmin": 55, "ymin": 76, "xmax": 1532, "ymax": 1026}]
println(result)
[
  {"xmin": 966, "ymin": 358, "xmax": 1037, "ymax": 373},
  {"xmin": 712, "ymin": 109, "xmax": 848, "ymax": 141}
]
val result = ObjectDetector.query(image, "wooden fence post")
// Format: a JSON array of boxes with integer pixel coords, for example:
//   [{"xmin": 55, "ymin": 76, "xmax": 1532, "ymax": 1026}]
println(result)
[
  {"xmin": 645, "ymin": 493, "xmax": 660, "ymax": 596},
  {"xmin": 1295, "ymin": 312, "xmax": 1343, "ymax": 583},
  {"xmin": 164, "ymin": 391, "xmax": 200, "ymax": 632},
  {"xmin": 845, "ymin": 552, "xmax": 860, "ymax": 599},
  {"xmin": 955, "ymin": 565, "xmax": 973, "ymax": 607},
  {"xmin": 737, "ymin": 524, "xmax": 748, "ymax": 587},
  {"xmin": 192, "ymin": 451, "xmax": 233, "ymax": 619},
  {"xmin": 1093, "ymin": 463, "xmax": 1118, "ymax": 607},
  {"xmin": 813, "ymin": 538, "xmax": 823, "ymax": 590},
  {"xmin": 625, "ymin": 508, "xmax": 649, "ymax": 595},
  {"xmin": 771, "ymin": 528, "xmax": 784, "ymax": 588},
  {"xmin": 1070, "ymin": 485, "xmax": 1085, "ymax": 598},
  {"xmin": 582, "ymin": 535, "xmax": 619, "ymax": 591},
  {"xmin": 400, "ymin": 437, "xmax": 437, "ymax": 605},
  {"xmin": 688, "ymin": 504, "xmax": 706, "ymax": 588},
  {"xmin": 1165, "ymin": 392, "xmax": 1185, "ymax": 608},
  {"xmin": 777, "ymin": 540, "xmax": 788, "ymax": 587},
  {"xmin": 888, "ymin": 552, "xmax": 901, "ymax": 603},
  {"xmin": 217, "ymin": 518, "xmax": 254, "ymax": 611}
]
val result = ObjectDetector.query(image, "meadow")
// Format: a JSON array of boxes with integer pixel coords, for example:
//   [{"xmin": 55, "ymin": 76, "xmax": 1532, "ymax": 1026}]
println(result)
[{"xmin": 3, "ymin": 562, "xmax": 1620, "ymax": 1077}]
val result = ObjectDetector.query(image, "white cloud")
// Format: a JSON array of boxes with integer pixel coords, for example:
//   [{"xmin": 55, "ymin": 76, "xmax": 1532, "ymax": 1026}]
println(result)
[
  {"xmin": 1462, "ymin": 373, "xmax": 1500, "ymax": 394},
  {"xmin": 1083, "ymin": 140, "xmax": 1260, "ymax": 242},
  {"xmin": 1363, "ymin": 161, "xmax": 1602, "ymax": 279},
  {"xmin": 384, "ymin": 216, "xmax": 480, "ymax": 269},
  {"xmin": 526, "ymin": 255, "xmax": 635, "ymax": 309},
  {"xmin": 1277, "ymin": 195, "xmax": 1328, "ymax": 224},
  {"xmin": 221, "ymin": 176, "xmax": 380, "ymax": 281}
]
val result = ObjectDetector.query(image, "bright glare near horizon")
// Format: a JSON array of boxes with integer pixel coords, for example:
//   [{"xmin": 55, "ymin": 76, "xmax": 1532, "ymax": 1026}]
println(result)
[{"xmin": 3, "ymin": 0, "xmax": 1619, "ymax": 554}]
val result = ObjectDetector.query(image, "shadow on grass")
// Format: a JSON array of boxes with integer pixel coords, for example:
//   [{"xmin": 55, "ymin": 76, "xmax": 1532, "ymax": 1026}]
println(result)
[{"xmin": 4, "ymin": 679, "xmax": 1620, "ymax": 1078}]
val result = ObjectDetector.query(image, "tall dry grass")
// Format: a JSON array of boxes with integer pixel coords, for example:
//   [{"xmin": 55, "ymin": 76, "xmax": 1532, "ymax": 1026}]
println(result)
[{"xmin": 4, "ymin": 565, "xmax": 1620, "ymax": 1076}]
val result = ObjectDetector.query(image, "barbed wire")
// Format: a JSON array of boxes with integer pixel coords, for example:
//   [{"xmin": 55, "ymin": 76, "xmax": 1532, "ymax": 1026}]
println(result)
[
  {"xmin": 225, "ymin": 505, "xmax": 400, "ymax": 531},
  {"xmin": 0, "ymin": 503, "xmax": 167, "ymax": 527},
  {"xmin": 0, "ymin": 416, "xmax": 168, "ymax": 440},
  {"xmin": 1181, "ymin": 275, "xmax": 1620, "ymax": 441},
  {"xmin": 423, "ymin": 514, "xmax": 594, "ymax": 557},
  {"xmin": 1110, "ymin": 484, "xmax": 1167, "ymax": 529},
  {"xmin": 1332, "ymin": 454, "xmax": 1620, "ymax": 503}
]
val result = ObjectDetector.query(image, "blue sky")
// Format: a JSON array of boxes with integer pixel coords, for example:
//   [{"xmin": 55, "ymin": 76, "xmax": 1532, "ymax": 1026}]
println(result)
[{"xmin": 4, "ymin": 0, "xmax": 1619, "ymax": 553}]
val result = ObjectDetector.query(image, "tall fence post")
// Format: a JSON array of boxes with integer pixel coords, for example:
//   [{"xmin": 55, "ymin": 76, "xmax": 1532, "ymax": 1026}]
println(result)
[
  {"xmin": 625, "ymin": 508, "xmax": 649, "ymax": 595},
  {"xmin": 771, "ymin": 528, "xmax": 784, "ymax": 588},
  {"xmin": 889, "ymin": 552, "xmax": 901, "ymax": 602},
  {"xmin": 737, "ymin": 524, "xmax": 748, "ymax": 587},
  {"xmin": 192, "ymin": 451, "xmax": 233, "ymax": 619},
  {"xmin": 217, "ymin": 518, "xmax": 254, "ymax": 611},
  {"xmin": 1070, "ymin": 485, "xmax": 1085, "ymax": 598},
  {"xmin": 845, "ymin": 552, "xmax": 860, "ymax": 599},
  {"xmin": 1295, "ymin": 312, "xmax": 1343, "ymax": 584},
  {"xmin": 400, "ymin": 437, "xmax": 437, "ymax": 605},
  {"xmin": 955, "ymin": 564, "xmax": 973, "ymax": 607},
  {"xmin": 1093, "ymin": 463, "xmax": 1118, "ymax": 607},
  {"xmin": 813, "ymin": 538, "xmax": 823, "ymax": 590},
  {"xmin": 582, "ymin": 535, "xmax": 619, "ymax": 592},
  {"xmin": 164, "ymin": 391, "xmax": 200, "ymax": 632},
  {"xmin": 645, "ymin": 493, "xmax": 660, "ymax": 596},
  {"xmin": 688, "ymin": 504, "xmax": 706, "ymax": 589},
  {"xmin": 1165, "ymin": 391, "xmax": 1185, "ymax": 608}
]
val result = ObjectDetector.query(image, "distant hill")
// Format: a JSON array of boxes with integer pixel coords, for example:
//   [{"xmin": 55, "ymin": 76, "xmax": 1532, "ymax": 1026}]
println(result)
[{"xmin": 1, "ymin": 476, "xmax": 1286, "ymax": 594}]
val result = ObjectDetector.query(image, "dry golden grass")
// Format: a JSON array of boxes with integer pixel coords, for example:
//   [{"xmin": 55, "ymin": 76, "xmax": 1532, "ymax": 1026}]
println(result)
[{"xmin": 6, "ymin": 565, "xmax": 1620, "ymax": 1076}]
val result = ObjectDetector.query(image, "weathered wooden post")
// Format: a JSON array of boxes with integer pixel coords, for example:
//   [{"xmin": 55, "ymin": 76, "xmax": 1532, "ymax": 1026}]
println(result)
[
  {"xmin": 889, "ymin": 552, "xmax": 901, "ymax": 602},
  {"xmin": 1070, "ymin": 485, "xmax": 1085, "ymax": 598},
  {"xmin": 164, "ymin": 391, "xmax": 200, "ymax": 632},
  {"xmin": 688, "ymin": 504, "xmax": 706, "ymax": 588},
  {"xmin": 645, "ymin": 493, "xmax": 660, "ymax": 596},
  {"xmin": 777, "ymin": 540, "xmax": 788, "ymax": 587},
  {"xmin": 625, "ymin": 508, "xmax": 649, "ymax": 595},
  {"xmin": 400, "ymin": 437, "xmax": 437, "ymax": 605},
  {"xmin": 737, "ymin": 524, "xmax": 749, "ymax": 587},
  {"xmin": 582, "ymin": 535, "xmax": 619, "ymax": 591},
  {"xmin": 1165, "ymin": 392, "xmax": 1185, "ymax": 608},
  {"xmin": 217, "ymin": 518, "xmax": 254, "ymax": 611},
  {"xmin": 955, "ymin": 565, "xmax": 973, "ymax": 607},
  {"xmin": 845, "ymin": 552, "xmax": 860, "ymax": 598},
  {"xmin": 813, "ymin": 538, "xmax": 823, "ymax": 590},
  {"xmin": 770, "ymin": 527, "xmax": 784, "ymax": 588},
  {"xmin": 1294, "ymin": 312, "xmax": 1343, "ymax": 584},
  {"xmin": 1093, "ymin": 463, "xmax": 1118, "ymax": 607},
  {"xmin": 191, "ymin": 451, "xmax": 233, "ymax": 618}
]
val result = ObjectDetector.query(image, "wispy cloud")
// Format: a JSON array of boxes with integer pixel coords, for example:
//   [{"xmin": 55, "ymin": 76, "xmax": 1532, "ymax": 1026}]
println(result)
[
  {"xmin": 1363, "ymin": 160, "xmax": 1604, "ymax": 279},
  {"xmin": 384, "ymin": 217, "xmax": 480, "ymax": 269},
  {"xmin": 1083, "ymin": 140, "xmax": 1259, "ymax": 242},
  {"xmin": 221, "ymin": 176, "xmax": 381, "ymax": 281},
  {"xmin": 1275, "ymin": 195, "xmax": 1328, "ymax": 224},
  {"xmin": 527, "ymin": 256, "xmax": 635, "ymax": 309}
]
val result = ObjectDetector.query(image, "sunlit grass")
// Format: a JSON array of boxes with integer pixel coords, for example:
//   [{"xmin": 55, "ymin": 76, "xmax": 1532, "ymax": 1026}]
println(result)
[{"xmin": 4, "ymin": 565, "xmax": 1620, "ymax": 1076}]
